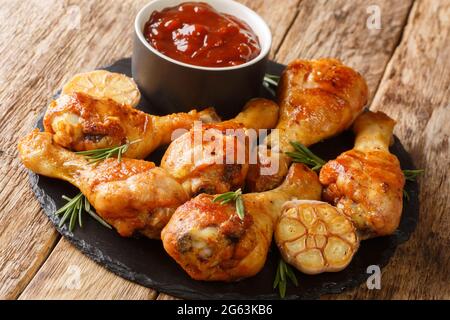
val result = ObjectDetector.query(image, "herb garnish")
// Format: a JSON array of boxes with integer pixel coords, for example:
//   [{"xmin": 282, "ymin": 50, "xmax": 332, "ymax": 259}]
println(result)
[
  {"xmin": 403, "ymin": 169, "xmax": 424, "ymax": 181},
  {"xmin": 273, "ymin": 258, "xmax": 298, "ymax": 298}
]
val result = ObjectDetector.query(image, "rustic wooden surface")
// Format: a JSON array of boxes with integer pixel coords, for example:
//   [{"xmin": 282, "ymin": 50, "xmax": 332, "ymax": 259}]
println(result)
[{"xmin": 0, "ymin": 0, "xmax": 448, "ymax": 300}]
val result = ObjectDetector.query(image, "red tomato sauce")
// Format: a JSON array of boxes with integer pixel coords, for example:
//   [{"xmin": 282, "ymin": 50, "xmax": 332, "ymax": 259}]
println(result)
[{"xmin": 143, "ymin": 2, "xmax": 261, "ymax": 68}]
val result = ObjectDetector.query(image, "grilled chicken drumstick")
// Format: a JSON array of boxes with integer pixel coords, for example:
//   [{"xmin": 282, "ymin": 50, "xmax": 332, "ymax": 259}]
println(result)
[
  {"xmin": 44, "ymin": 92, "xmax": 219, "ymax": 159},
  {"xmin": 248, "ymin": 59, "xmax": 368, "ymax": 192},
  {"xmin": 161, "ymin": 98, "xmax": 279, "ymax": 196},
  {"xmin": 319, "ymin": 111, "xmax": 405, "ymax": 239},
  {"xmin": 18, "ymin": 129, "xmax": 189, "ymax": 239},
  {"xmin": 161, "ymin": 163, "xmax": 321, "ymax": 281}
]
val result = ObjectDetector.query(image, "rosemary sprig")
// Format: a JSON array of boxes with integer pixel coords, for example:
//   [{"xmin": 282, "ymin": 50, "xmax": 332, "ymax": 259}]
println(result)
[
  {"xmin": 212, "ymin": 188, "xmax": 245, "ymax": 220},
  {"xmin": 402, "ymin": 169, "xmax": 424, "ymax": 201},
  {"xmin": 263, "ymin": 73, "xmax": 280, "ymax": 96},
  {"xmin": 403, "ymin": 189, "xmax": 410, "ymax": 201},
  {"xmin": 76, "ymin": 139, "xmax": 141, "ymax": 164},
  {"xmin": 55, "ymin": 192, "xmax": 112, "ymax": 231},
  {"xmin": 273, "ymin": 259, "xmax": 298, "ymax": 298},
  {"xmin": 264, "ymin": 74, "xmax": 280, "ymax": 86},
  {"xmin": 403, "ymin": 169, "xmax": 424, "ymax": 181},
  {"xmin": 286, "ymin": 141, "xmax": 326, "ymax": 171}
]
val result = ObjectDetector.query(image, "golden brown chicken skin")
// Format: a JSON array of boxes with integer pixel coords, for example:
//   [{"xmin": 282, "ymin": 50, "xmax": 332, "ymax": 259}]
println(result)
[
  {"xmin": 248, "ymin": 59, "xmax": 369, "ymax": 192},
  {"xmin": 274, "ymin": 58, "xmax": 369, "ymax": 150},
  {"xmin": 161, "ymin": 163, "xmax": 321, "ymax": 281},
  {"xmin": 161, "ymin": 122, "xmax": 249, "ymax": 196},
  {"xmin": 275, "ymin": 200, "xmax": 359, "ymax": 275},
  {"xmin": 44, "ymin": 92, "xmax": 219, "ymax": 159},
  {"xmin": 18, "ymin": 129, "xmax": 189, "ymax": 238},
  {"xmin": 161, "ymin": 98, "xmax": 279, "ymax": 196},
  {"xmin": 161, "ymin": 194, "xmax": 262, "ymax": 281},
  {"xmin": 319, "ymin": 111, "xmax": 405, "ymax": 239}
]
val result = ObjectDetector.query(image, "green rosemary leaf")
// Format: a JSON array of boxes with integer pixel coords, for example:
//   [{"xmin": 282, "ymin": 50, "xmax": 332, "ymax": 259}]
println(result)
[
  {"xmin": 212, "ymin": 192, "xmax": 236, "ymax": 203},
  {"xmin": 233, "ymin": 188, "xmax": 243, "ymax": 197},
  {"xmin": 264, "ymin": 78, "xmax": 278, "ymax": 87},
  {"xmin": 273, "ymin": 266, "xmax": 280, "ymax": 289},
  {"xmin": 84, "ymin": 196, "xmax": 90, "ymax": 212},
  {"xmin": 220, "ymin": 198, "xmax": 235, "ymax": 205},
  {"xmin": 266, "ymin": 74, "xmax": 280, "ymax": 80},
  {"xmin": 75, "ymin": 146, "xmax": 118, "ymax": 155},
  {"xmin": 285, "ymin": 152, "xmax": 315, "ymax": 166},
  {"xmin": 122, "ymin": 143, "xmax": 130, "ymax": 154},
  {"xmin": 293, "ymin": 142, "xmax": 326, "ymax": 165},
  {"xmin": 403, "ymin": 189, "xmax": 410, "ymax": 201},
  {"xmin": 59, "ymin": 204, "xmax": 73, "ymax": 227},
  {"xmin": 235, "ymin": 196, "xmax": 245, "ymax": 220},
  {"xmin": 263, "ymin": 74, "xmax": 280, "ymax": 86},
  {"xmin": 273, "ymin": 259, "xmax": 298, "ymax": 298},
  {"xmin": 78, "ymin": 202, "xmax": 83, "ymax": 228},
  {"xmin": 69, "ymin": 203, "xmax": 78, "ymax": 232},
  {"xmin": 62, "ymin": 195, "xmax": 72, "ymax": 201},
  {"xmin": 56, "ymin": 194, "xmax": 81, "ymax": 215},
  {"xmin": 263, "ymin": 82, "xmax": 276, "ymax": 96},
  {"xmin": 286, "ymin": 141, "xmax": 326, "ymax": 171},
  {"xmin": 55, "ymin": 192, "xmax": 111, "ymax": 231},
  {"xmin": 279, "ymin": 260, "xmax": 286, "ymax": 282},
  {"xmin": 263, "ymin": 74, "xmax": 280, "ymax": 96},
  {"xmin": 279, "ymin": 279, "xmax": 286, "ymax": 298},
  {"xmin": 76, "ymin": 139, "xmax": 141, "ymax": 164},
  {"xmin": 213, "ymin": 189, "xmax": 245, "ymax": 220},
  {"xmin": 86, "ymin": 208, "xmax": 112, "ymax": 229},
  {"xmin": 403, "ymin": 169, "xmax": 424, "ymax": 181},
  {"xmin": 285, "ymin": 264, "xmax": 298, "ymax": 287},
  {"xmin": 402, "ymin": 169, "xmax": 423, "ymax": 201}
]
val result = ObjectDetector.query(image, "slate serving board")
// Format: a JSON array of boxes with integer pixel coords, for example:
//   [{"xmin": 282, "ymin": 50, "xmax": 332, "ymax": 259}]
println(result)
[{"xmin": 29, "ymin": 58, "xmax": 419, "ymax": 299}]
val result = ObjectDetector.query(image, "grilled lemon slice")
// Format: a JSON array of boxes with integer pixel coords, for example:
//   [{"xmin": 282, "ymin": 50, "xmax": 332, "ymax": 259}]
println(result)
[
  {"xmin": 275, "ymin": 200, "xmax": 359, "ymax": 274},
  {"xmin": 62, "ymin": 70, "xmax": 140, "ymax": 107}
]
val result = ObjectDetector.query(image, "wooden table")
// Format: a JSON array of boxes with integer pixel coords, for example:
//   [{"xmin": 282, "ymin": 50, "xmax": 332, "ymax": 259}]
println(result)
[{"xmin": 1, "ymin": 0, "xmax": 448, "ymax": 300}]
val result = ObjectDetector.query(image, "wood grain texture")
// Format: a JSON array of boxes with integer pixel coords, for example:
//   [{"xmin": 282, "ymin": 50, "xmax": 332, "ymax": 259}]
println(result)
[
  {"xmin": 0, "ymin": 156, "xmax": 58, "ymax": 299},
  {"xmin": 3, "ymin": 0, "xmax": 301, "ymax": 300},
  {"xmin": 0, "ymin": 0, "xmax": 150, "ymax": 299},
  {"xmin": 324, "ymin": 0, "xmax": 450, "ymax": 300},
  {"xmin": 18, "ymin": 238, "xmax": 157, "ymax": 300},
  {"xmin": 275, "ymin": 0, "xmax": 414, "ymax": 101}
]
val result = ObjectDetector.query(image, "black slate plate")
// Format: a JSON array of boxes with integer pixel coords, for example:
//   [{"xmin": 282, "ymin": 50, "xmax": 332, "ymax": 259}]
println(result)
[{"xmin": 29, "ymin": 58, "xmax": 419, "ymax": 299}]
